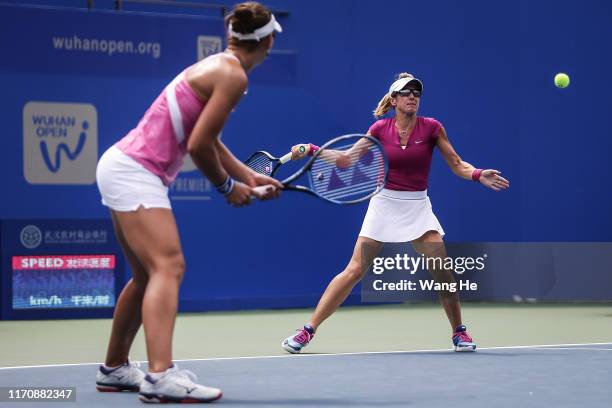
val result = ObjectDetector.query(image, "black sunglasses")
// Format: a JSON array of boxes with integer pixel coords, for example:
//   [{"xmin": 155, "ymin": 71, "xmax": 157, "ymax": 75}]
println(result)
[{"xmin": 395, "ymin": 89, "xmax": 422, "ymax": 98}]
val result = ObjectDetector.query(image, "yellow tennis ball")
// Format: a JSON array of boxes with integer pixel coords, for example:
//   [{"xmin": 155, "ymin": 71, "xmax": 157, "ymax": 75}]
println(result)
[{"xmin": 554, "ymin": 73, "xmax": 570, "ymax": 88}]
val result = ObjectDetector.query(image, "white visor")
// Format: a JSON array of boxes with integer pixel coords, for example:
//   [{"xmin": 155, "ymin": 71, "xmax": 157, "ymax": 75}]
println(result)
[
  {"xmin": 229, "ymin": 14, "xmax": 283, "ymax": 42},
  {"xmin": 388, "ymin": 76, "xmax": 423, "ymax": 95}
]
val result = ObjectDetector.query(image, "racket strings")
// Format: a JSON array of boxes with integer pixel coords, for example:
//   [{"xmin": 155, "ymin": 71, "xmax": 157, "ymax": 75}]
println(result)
[
  {"xmin": 309, "ymin": 140, "xmax": 386, "ymax": 203},
  {"xmin": 245, "ymin": 153, "xmax": 274, "ymax": 176}
]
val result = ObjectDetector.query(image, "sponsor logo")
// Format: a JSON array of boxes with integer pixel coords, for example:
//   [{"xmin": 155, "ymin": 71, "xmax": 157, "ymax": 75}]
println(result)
[
  {"xmin": 197, "ymin": 35, "xmax": 222, "ymax": 61},
  {"xmin": 23, "ymin": 102, "xmax": 98, "ymax": 184},
  {"xmin": 52, "ymin": 35, "xmax": 161, "ymax": 59},
  {"xmin": 20, "ymin": 225, "xmax": 42, "ymax": 249},
  {"xmin": 170, "ymin": 132, "xmax": 222, "ymax": 201}
]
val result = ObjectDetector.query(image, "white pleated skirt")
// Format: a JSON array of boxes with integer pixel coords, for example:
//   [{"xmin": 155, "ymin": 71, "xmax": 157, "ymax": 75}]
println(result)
[{"xmin": 359, "ymin": 189, "xmax": 445, "ymax": 242}]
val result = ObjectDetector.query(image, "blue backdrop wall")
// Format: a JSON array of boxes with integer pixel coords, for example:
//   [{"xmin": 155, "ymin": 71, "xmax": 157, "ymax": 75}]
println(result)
[{"xmin": 1, "ymin": 0, "xmax": 611, "ymax": 312}]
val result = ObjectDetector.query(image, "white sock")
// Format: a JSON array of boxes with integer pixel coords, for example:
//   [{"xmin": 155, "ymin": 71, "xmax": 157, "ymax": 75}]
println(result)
[
  {"xmin": 103, "ymin": 363, "xmax": 121, "ymax": 371},
  {"xmin": 148, "ymin": 365, "xmax": 175, "ymax": 380}
]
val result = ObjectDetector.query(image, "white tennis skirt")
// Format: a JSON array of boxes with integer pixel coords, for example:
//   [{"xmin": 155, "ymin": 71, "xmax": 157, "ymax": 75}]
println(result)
[
  {"xmin": 96, "ymin": 145, "xmax": 171, "ymax": 211},
  {"xmin": 359, "ymin": 189, "xmax": 444, "ymax": 242}
]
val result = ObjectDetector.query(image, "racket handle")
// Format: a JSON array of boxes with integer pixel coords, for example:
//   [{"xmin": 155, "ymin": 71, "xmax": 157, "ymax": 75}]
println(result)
[
  {"xmin": 280, "ymin": 145, "xmax": 307, "ymax": 164},
  {"xmin": 251, "ymin": 184, "xmax": 276, "ymax": 200},
  {"xmin": 280, "ymin": 151, "xmax": 293, "ymax": 164}
]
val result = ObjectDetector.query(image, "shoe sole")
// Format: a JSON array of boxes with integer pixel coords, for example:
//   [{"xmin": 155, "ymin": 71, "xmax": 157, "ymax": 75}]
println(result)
[
  {"xmin": 454, "ymin": 345, "xmax": 477, "ymax": 352},
  {"xmin": 96, "ymin": 384, "xmax": 140, "ymax": 392},
  {"xmin": 139, "ymin": 391, "xmax": 222, "ymax": 403},
  {"xmin": 281, "ymin": 339, "xmax": 301, "ymax": 354}
]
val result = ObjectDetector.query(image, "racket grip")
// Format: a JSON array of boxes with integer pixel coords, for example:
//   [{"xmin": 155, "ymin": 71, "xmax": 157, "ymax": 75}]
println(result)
[
  {"xmin": 279, "ymin": 152, "xmax": 293, "ymax": 164},
  {"xmin": 251, "ymin": 184, "xmax": 276, "ymax": 200}
]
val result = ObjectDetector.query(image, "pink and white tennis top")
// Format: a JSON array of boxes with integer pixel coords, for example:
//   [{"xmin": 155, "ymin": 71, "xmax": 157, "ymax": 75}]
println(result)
[
  {"xmin": 115, "ymin": 71, "xmax": 207, "ymax": 186},
  {"xmin": 367, "ymin": 117, "xmax": 442, "ymax": 191}
]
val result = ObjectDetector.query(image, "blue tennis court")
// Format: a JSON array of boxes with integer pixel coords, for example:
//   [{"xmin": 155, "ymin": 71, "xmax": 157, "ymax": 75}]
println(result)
[{"xmin": 1, "ymin": 341, "xmax": 611, "ymax": 407}]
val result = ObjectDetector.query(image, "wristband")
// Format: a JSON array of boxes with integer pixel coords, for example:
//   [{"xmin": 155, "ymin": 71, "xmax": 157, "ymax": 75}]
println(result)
[
  {"xmin": 471, "ymin": 169, "xmax": 483, "ymax": 182},
  {"xmin": 308, "ymin": 143, "xmax": 321, "ymax": 156},
  {"xmin": 215, "ymin": 176, "xmax": 235, "ymax": 196}
]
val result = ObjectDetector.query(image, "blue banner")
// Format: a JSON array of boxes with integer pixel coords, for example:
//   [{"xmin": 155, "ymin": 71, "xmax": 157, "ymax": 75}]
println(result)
[
  {"xmin": 0, "ymin": 4, "xmax": 295, "ymax": 83},
  {"xmin": 1, "ymin": 1, "xmax": 610, "ymax": 318},
  {"xmin": 0, "ymin": 4, "xmax": 223, "ymax": 78}
]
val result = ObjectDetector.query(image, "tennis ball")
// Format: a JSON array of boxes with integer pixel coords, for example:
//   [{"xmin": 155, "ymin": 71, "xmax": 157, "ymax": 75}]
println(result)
[{"xmin": 554, "ymin": 73, "xmax": 570, "ymax": 88}]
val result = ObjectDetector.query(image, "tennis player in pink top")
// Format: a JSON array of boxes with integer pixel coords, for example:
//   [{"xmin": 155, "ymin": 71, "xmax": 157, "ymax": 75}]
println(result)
[
  {"xmin": 283, "ymin": 73, "xmax": 510, "ymax": 354},
  {"xmin": 94, "ymin": 2, "xmax": 283, "ymax": 403}
]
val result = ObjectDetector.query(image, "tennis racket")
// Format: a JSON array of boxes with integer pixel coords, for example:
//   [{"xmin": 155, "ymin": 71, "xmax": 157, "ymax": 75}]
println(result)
[
  {"xmin": 249, "ymin": 134, "xmax": 388, "ymax": 204},
  {"xmin": 244, "ymin": 146, "xmax": 306, "ymax": 177}
]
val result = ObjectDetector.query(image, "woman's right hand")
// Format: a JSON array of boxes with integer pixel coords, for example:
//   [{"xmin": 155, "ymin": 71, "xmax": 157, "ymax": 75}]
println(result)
[
  {"xmin": 225, "ymin": 181, "xmax": 253, "ymax": 207},
  {"xmin": 291, "ymin": 143, "xmax": 312, "ymax": 160}
]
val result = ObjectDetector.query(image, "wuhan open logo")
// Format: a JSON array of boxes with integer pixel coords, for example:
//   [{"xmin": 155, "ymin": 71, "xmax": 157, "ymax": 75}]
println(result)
[{"xmin": 23, "ymin": 101, "xmax": 98, "ymax": 185}]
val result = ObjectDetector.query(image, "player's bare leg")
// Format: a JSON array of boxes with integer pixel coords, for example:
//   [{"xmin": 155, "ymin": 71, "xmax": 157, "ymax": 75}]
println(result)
[
  {"xmin": 103, "ymin": 211, "xmax": 149, "ymax": 368},
  {"xmin": 282, "ymin": 236, "xmax": 382, "ymax": 353},
  {"xmin": 110, "ymin": 207, "xmax": 185, "ymax": 372},
  {"xmin": 412, "ymin": 230, "xmax": 476, "ymax": 351},
  {"xmin": 310, "ymin": 236, "xmax": 382, "ymax": 328}
]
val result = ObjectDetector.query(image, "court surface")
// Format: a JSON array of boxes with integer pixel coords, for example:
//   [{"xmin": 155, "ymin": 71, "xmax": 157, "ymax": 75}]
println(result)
[{"xmin": 1, "ymin": 303, "xmax": 611, "ymax": 407}]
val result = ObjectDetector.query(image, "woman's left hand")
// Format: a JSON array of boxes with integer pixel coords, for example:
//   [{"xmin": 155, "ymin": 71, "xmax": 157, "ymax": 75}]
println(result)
[
  {"xmin": 479, "ymin": 169, "xmax": 510, "ymax": 191},
  {"xmin": 249, "ymin": 172, "xmax": 283, "ymax": 200}
]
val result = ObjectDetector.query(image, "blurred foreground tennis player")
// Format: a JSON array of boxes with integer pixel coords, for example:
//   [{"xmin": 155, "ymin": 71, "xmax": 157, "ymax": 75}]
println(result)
[
  {"xmin": 95, "ymin": 2, "xmax": 282, "ymax": 403},
  {"xmin": 283, "ymin": 73, "xmax": 509, "ymax": 354}
]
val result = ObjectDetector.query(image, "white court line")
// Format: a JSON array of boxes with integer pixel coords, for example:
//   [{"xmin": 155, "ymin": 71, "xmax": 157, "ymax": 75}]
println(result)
[
  {"xmin": 530, "ymin": 347, "xmax": 612, "ymax": 351},
  {"xmin": 1, "ymin": 341, "xmax": 611, "ymax": 371}
]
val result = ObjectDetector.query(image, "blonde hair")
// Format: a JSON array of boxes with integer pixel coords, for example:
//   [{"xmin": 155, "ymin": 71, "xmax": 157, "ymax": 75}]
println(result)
[{"xmin": 372, "ymin": 72, "xmax": 414, "ymax": 118}]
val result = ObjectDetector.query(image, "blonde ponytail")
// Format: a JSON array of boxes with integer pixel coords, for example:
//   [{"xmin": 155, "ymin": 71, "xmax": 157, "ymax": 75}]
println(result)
[
  {"xmin": 372, "ymin": 72, "xmax": 414, "ymax": 118},
  {"xmin": 373, "ymin": 94, "xmax": 392, "ymax": 118}
]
